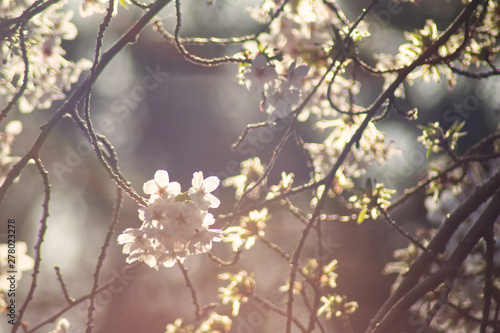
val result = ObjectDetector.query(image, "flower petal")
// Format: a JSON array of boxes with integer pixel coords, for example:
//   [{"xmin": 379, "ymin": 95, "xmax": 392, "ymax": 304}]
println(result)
[
  {"xmin": 154, "ymin": 170, "xmax": 170, "ymax": 187},
  {"xmin": 206, "ymin": 194, "xmax": 221, "ymax": 208},
  {"xmin": 192, "ymin": 171, "xmax": 203, "ymax": 188},
  {"xmin": 203, "ymin": 176, "xmax": 220, "ymax": 192},
  {"xmin": 143, "ymin": 180, "xmax": 158, "ymax": 195},
  {"xmin": 167, "ymin": 182, "xmax": 181, "ymax": 196}
]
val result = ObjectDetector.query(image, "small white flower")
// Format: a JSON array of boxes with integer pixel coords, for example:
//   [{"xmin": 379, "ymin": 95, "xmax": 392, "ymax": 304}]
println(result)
[
  {"xmin": 143, "ymin": 170, "xmax": 181, "ymax": 200},
  {"xmin": 138, "ymin": 196, "xmax": 171, "ymax": 225},
  {"xmin": 117, "ymin": 228, "xmax": 155, "ymax": 255},
  {"xmin": 126, "ymin": 251, "xmax": 158, "ymax": 269},
  {"xmin": 188, "ymin": 171, "xmax": 221, "ymax": 210},
  {"xmin": 244, "ymin": 54, "xmax": 278, "ymax": 93},
  {"xmin": 188, "ymin": 229, "xmax": 223, "ymax": 255},
  {"xmin": 117, "ymin": 228, "xmax": 158, "ymax": 268}
]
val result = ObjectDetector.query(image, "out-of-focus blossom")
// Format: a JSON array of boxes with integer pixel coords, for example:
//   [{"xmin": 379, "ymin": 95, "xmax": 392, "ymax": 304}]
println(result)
[
  {"xmin": 0, "ymin": 242, "xmax": 34, "ymax": 292},
  {"xmin": 243, "ymin": 54, "xmax": 278, "ymax": 93}
]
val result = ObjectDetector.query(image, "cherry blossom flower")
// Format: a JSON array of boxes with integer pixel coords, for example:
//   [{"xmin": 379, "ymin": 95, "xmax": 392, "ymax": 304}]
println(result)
[
  {"xmin": 143, "ymin": 169, "xmax": 181, "ymax": 200},
  {"xmin": 1, "ymin": 1, "xmax": 91, "ymax": 114},
  {"xmin": 157, "ymin": 247, "xmax": 187, "ymax": 268},
  {"xmin": 188, "ymin": 171, "xmax": 221, "ymax": 210},
  {"xmin": 243, "ymin": 54, "xmax": 278, "ymax": 93},
  {"xmin": 188, "ymin": 229, "xmax": 223, "ymax": 255},
  {"xmin": 117, "ymin": 228, "xmax": 157, "ymax": 268},
  {"xmin": 138, "ymin": 196, "xmax": 171, "ymax": 226},
  {"xmin": 224, "ymin": 208, "xmax": 269, "ymax": 252}
]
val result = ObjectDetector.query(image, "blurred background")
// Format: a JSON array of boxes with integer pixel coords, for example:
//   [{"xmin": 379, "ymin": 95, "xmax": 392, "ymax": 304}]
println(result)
[{"xmin": 1, "ymin": 0, "xmax": 499, "ymax": 332}]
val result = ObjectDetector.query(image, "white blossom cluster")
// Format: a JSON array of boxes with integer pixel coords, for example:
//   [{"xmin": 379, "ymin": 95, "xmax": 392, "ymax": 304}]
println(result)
[
  {"xmin": 244, "ymin": 0, "xmax": 368, "ymax": 121},
  {"xmin": 0, "ymin": 0, "xmax": 91, "ymax": 113},
  {"xmin": 117, "ymin": 170, "xmax": 223, "ymax": 269},
  {"xmin": 242, "ymin": 54, "xmax": 309, "ymax": 122}
]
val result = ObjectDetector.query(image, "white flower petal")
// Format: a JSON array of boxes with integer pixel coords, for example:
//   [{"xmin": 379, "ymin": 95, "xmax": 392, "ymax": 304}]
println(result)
[
  {"xmin": 206, "ymin": 194, "xmax": 220, "ymax": 208},
  {"xmin": 167, "ymin": 182, "xmax": 181, "ymax": 196},
  {"xmin": 202, "ymin": 213, "xmax": 215, "ymax": 227},
  {"xmin": 192, "ymin": 171, "xmax": 203, "ymax": 188},
  {"xmin": 202, "ymin": 176, "xmax": 220, "ymax": 192},
  {"xmin": 154, "ymin": 170, "xmax": 170, "ymax": 187},
  {"xmin": 143, "ymin": 180, "xmax": 158, "ymax": 195}
]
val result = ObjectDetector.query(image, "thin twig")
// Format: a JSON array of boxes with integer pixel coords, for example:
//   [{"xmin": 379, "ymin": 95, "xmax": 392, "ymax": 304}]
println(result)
[
  {"xmin": 26, "ymin": 263, "xmax": 140, "ymax": 333},
  {"xmin": 13, "ymin": 157, "xmax": 51, "ymax": 333},
  {"xmin": 250, "ymin": 293, "xmax": 307, "ymax": 333},
  {"xmin": 172, "ymin": 0, "xmax": 245, "ymax": 66},
  {"xmin": 377, "ymin": 204, "xmax": 440, "ymax": 264},
  {"xmin": 85, "ymin": 187, "xmax": 123, "ymax": 333},
  {"xmin": 177, "ymin": 260, "xmax": 201, "ymax": 319},
  {"xmin": 207, "ymin": 250, "xmax": 241, "ymax": 266},
  {"xmin": 54, "ymin": 267, "xmax": 74, "ymax": 304}
]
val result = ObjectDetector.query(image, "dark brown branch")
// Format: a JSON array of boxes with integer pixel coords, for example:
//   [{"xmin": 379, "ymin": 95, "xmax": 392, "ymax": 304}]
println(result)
[
  {"xmin": 480, "ymin": 226, "xmax": 495, "ymax": 333},
  {"xmin": 370, "ymin": 189, "xmax": 500, "ymax": 333},
  {"xmin": 370, "ymin": 165, "xmax": 500, "ymax": 331}
]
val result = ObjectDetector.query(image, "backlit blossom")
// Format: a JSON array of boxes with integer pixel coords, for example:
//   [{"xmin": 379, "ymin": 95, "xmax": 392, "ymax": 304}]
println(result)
[
  {"xmin": 0, "ymin": 1, "xmax": 91, "ymax": 113},
  {"xmin": 197, "ymin": 312, "xmax": 232, "ymax": 332},
  {"xmin": 188, "ymin": 171, "xmax": 220, "ymax": 210},
  {"xmin": 143, "ymin": 169, "xmax": 181, "ymax": 200},
  {"xmin": 218, "ymin": 271, "xmax": 255, "ymax": 316},
  {"xmin": 223, "ymin": 157, "xmax": 265, "ymax": 200},
  {"xmin": 243, "ymin": 54, "xmax": 278, "ymax": 93},
  {"xmin": 224, "ymin": 208, "xmax": 269, "ymax": 252},
  {"xmin": 118, "ymin": 170, "xmax": 222, "ymax": 269}
]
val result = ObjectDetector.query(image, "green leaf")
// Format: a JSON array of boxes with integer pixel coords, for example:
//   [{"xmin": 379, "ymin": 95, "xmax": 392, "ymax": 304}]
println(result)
[
  {"xmin": 119, "ymin": 0, "xmax": 130, "ymax": 8},
  {"xmin": 357, "ymin": 209, "xmax": 367, "ymax": 224}
]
